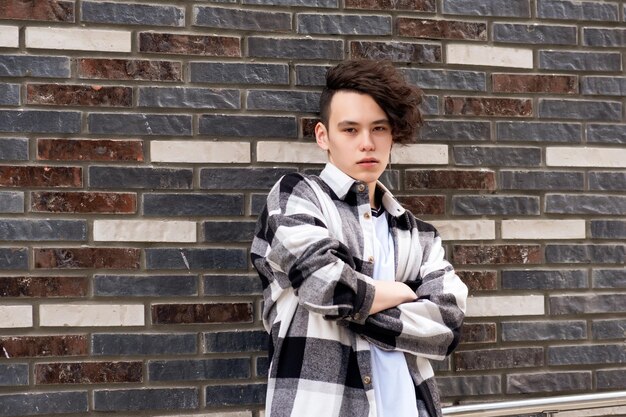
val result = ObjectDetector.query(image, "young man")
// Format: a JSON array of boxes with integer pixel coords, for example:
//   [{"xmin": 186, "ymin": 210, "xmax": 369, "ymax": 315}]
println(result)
[{"xmin": 251, "ymin": 60, "xmax": 468, "ymax": 417}]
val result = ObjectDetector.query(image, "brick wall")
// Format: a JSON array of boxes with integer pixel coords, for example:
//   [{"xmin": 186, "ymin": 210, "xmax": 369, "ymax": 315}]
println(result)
[{"xmin": 0, "ymin": 0, "xmax": 625, "ymax": 416}]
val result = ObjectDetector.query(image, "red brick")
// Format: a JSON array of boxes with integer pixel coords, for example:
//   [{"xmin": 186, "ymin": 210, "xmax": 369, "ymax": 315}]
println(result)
[
  {"xmin": 457, "ymin": 270, "xmax": 498, "ymax": 292},
  {"xmin": 492, "ymin": 74, "xmax": 578, "ymax": 94},
  {"xmin": 461, "ymin": 323, "xmax": 496, "ymax": 344},
  {"xmin": 453, "ymin": 245, "xmax": 542, "ymax": 265},
  {"xmin": 0, "ymin": 166, "xmax": 81, "ymax": 188},
  {"xmin": 0, "ymin": 276, "xmax": 88, "ymax": 297},
  {"xmin": 397, "ymin": 195, "xmax": 445, "ymax": 215},
  {"xmin": 35, "ymin": 361, "xmax": 142, "ymax": 384},
  {"xmin": 445, "ymin": 97, "xmax": 533, "ymax": 117},
  {"xmin": 34, "ymin": 248, "xmax": 141, "ymax": 269},
  {"xmin": 345, "ymin": 0, "xmax": 435, "ymax": 11},
  {"xmin": 77, "ymin": 58, "xmax": 182, "ymax": 81},
  {"xmin": 0, "ymin": 0, "xmax": 74, "ymax": 22},
  {"xmin": 350, "ymin": 41, "xmax": 441, "ymax": 63},
  {"xmin": 139, "ymin": 33, "xmax": 241, "ymax": 57},
  {"xmin": 455, "ymin": 347, "xmax": 544, "ymax": 371},
  {"xmin": 397, "ymin": 18, "xmax": 487, "ymax": 40},
  {"xmin": 0, "ymin": 335, "xmax": 88, "ymax": 358},
  {"xmin": 152, "ymin": 303, "xmax": 253, "ymax": 324},
  {"xmin": 31, "ymin": 191, "xmax": 137, "ymax": 214},
  {"xmin": 37, "ymin": 139, "xmax": 143, "ymax": 161},
  {"xmin": 27, "ymin": 84, "xmax": 132, "ymax": 107},
  {"xmin": 405, "ymin": 170, "xmax": 496, "ymax": 190}
]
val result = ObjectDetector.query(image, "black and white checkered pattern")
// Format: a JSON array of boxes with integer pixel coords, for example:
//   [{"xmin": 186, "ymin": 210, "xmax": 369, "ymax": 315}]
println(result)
[{"xmin": 251, "ymin": 163, "xmax": 468, "ymax": 417}]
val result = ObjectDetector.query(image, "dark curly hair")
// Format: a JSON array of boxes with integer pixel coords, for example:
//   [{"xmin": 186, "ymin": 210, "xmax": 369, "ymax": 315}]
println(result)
[{"xmin": 319, "ymin": 60, "xmax": 423, "ymax": 144}]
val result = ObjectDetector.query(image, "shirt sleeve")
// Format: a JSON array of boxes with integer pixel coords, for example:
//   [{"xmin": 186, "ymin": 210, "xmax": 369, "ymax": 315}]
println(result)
[
  {"xmin": 251, "ymin": 173, "xmax": 376, "ymax": 324},
  {"xmin": 348, "ymin": 230, "xmax": 468, "ymax": 360}
]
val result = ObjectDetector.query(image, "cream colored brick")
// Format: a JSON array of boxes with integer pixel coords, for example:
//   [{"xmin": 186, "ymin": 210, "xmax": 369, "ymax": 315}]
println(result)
[
  {"xmin": 25, "ymin": 27, "xmax": 131, "ymax": 52},
  {"xmin": 40, "ymin": 304, "xmax": 144, "ymax": 327},
  {"xmin": 446, "ymin": 44, "xmax": 533, "ymax": 69},
  {"xmin": 256, "ymin": 141, "xmax": 326, "ymax": 163},
  {"xmin": 502, "ymin": 219, "xmax": 585, "ymax": 240},
  {"xmin": 466, "ymin": 295, "xmax": 544, "ymax": 317},
  {"xmin": 151, "ymin": 141, "xmax": 250, "ymax": 163},
  {"xmin": 431, "ymin": 220, "xmax": 495, "ymax": 241},
  {"xmin": 546, "ymin": 146, "xmax": 626, "ymax": 168},
  {"xmin": 155, "ymin": 413, "xmax": 253, "ymax": 417},
  {"xmin": 559, "ymin": 405, "xmax": 626, "ymax": 417},
  {"xmin": 391, "ymin": 144, "xmax": 448, "ymax": 165},
  {"xmin": 0, "ymin": 305, "xmax": 33, "ymax": 328},
  {"xmin": 94, "ymin": 220, "xmax": 196, "ymax": 242},
  {"xmin": 0, "ymin": 26, "xmax": 19, "ymax": 48}
]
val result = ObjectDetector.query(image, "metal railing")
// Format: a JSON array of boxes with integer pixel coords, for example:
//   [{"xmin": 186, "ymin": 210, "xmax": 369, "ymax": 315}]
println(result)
[{"xmin": 442, "ymin": 390, "xmax": 626, "ymax": 417}]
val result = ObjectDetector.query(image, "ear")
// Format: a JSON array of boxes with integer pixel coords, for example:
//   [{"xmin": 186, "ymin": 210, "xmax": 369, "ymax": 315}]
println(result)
[{"xmin": 315, "ymin": 122, "xmax": 329, "ymax": 151}]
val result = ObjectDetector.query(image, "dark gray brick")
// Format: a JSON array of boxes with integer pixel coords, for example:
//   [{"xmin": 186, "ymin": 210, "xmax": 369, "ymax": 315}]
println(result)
[
  {"xmin": 587, "ymin": 124, "xmax": 626, "ymax": 144},
  {"xmin": 247, "ymin": 90, "xmax": 320, "ymax": 113},
  {"xmin": 443, "ymin": 0, "xmax": 530, "ymax": 16},
  {"xmin": 0, "ymin": 55, "xmax": 70, "ymax": 78},
  {"xmin": 501, "ymin": 269, "xmax": 587, "ymax": 290},
  {"xmin": 431, "ymin": 357, "xmax": 451, "ymax": 372},
  {"xmin": 0, "ymin": 84, "xmax": 19, "ymax": 106},
  {"xmin": 298, "ymin": 14, "xmax": 391, "ymax": 35},
  {"xmin": 378, "ymin": 169, "xmax": 399, "ymax": 190},
  {"xmin": 591, "ymin": 221, "xmax": 626, "ymax": 239},
  {"xmin": 205, "ymin": 384, "xmax": 266, "ymax": 406},
  {"xmin": 0, "ymin": 364, "xmax": 28, "ymax": 386},
  {"xmin": 0, "ymin": 392, "xmax": 88, "ymax": 416},
  {"xmin": 453, "ymin": 196, "xmax": 539, "ymax": 215},
  {"xmin": 194, "ymin": 6, "xmax": 291, "ymax": 31},
  {"xmin": 539, "ymin": 99, "xmax": 622, "ymax": 121},
  {"xmin": 584, "ymin": 28, "xmax": 626, "ymax": 47},
  {"xmin": 539, "ymin": 51, "xmax": 622, "ymax": 72},
  {"xmin": 582, "ymin": 76, "xmax": 626, "ymax": 96},
  {"xmin": 597, "ymin": 369, "xmax": 626, "ymax": 390},
  {"xmin": 545, "ymin": 244, "xmax": 626, "ymax": 264},
  {"xmin": 94, "ymin": 274, "xmax": 197, "ymax": 297},
  {"xmin": 88, "ymin": 113, "xmax": 192, "ymax": 136},
  {"xmin": 548, "ymin": 344, "xmax": 626, "ymax": 365},
  {"xmin": 0, "ymin": 138, "xmax": 28, "ymax": 160},
  {"xmin": 0, "ymin": 110, "xmax": 80, "ymax": 134},
  {"xmin": 546, "ymin": 194, "xmax": 626, "ymax": 215},
  {"xmin": 455, "ymin": 347, "xmax": 544, "ymax": 371},
  {"xmin": 90, "ymin": 166, "xmax": 192, "ymax": 189},
  {"xmin": 256, "ymin": 356, "xmax": 269, "ymax": 377},
  {"xmin": 403, "ymin": 69, "xmax": 486, "ymax": 91},
  {"xmin": 421, "ymin": 95, "xmax": 439, "ymax": 115},
  {"xmin": 200, "ymin": 168, "xmax": 296, "ymax": 190},
  {"xmin": 551, "ymin": 294, "xmax": 626, "ymax": 315},
  {"xmin": 82, "ymin": 1, "xmax": 185, "ymax": 26},
  {"xmin": 592, "ymin": 319, "xmax": 626, "ymax": 340},
  {"xmin": 494, "ymin": 24, "xmax": 577, "ymax": 45},
  {"xmin": 199, "ymin": 114, "xmax": 297, "ymax": 138},
  {"xmin": 0, "ymin": 219, "xmax": 86, "ymax": 241},
  {"xmin": 94, "ymin": 388, "xmax": 198, "ymax": 411},
  {"xmin": 589, "ymin": 172, "xmax": 626, "ymax": 191},
  {"xmin": 507, "ymin": 371, "xmax": 591, "ymax": 394},
  {"xmin": 502, "ymin": 321, "xmax": 587, "ymax": 341},
  {"xmin": 205, "ymin": 330, "xmax": 268, "ymax": 353},
  {"xmin": 93, "ymin": 333, "xmax": 197, "ymax": 355},
  {"xmin": 146, "ymin": 248, "xmax": 247, "ymax": 270},
  {"xmin": 143, "ymin": 194, "xmax": 244, "ymax": 216},
  {"xmin": 248, "ymin": 37, "xmax": 343, "ymax": 60},
  {"xmin": 538, "ymin": 0, "xmax": 619, "ymax": 21},
  {"xmin": 138, "ymin": 87, "xmax": 239, "ymax": 109},
  {"xmin": 593, "ymin": 269, "xmax": 626, "ymax": 289},
  {"xmin": 204, "ymin": 274, "xmax": 263, "ymax": 296},
  {"xmin": 497, "ymin": 121, "xmax": 581, "ymax": 143},
  {"xmin": 421, "ymin": 120, "xmax": 490, "ymax": 141},
  {"xmin": 203, "ymin": 221, "xmax": 256, "ymax": 243},
  {"xmin": 500, "ymin": 171, "xmax": 584, "ymax": 190},
  {"xmin": 251, "ymin": 194, "xmax": 268, "ymax": 216},
  {"xmin": 295, "ymin": 65, "xmax": 329, "ymax": 86},
  {"xmin": 243, "ymin": 0, "xmax": 337, "ymax": 6},
  {"xmin": 436, "ymin": 375, "xmax": 501, "ymax": 396},
  {"xmin": 149, "ymin": 358, "xmax": 249, "ymax": 381},
  {"xmin": 0, "ymin": 192, "xmax": 24, "ymax": 214},
  {"xmin": 351, "ymin": 41, "xmax": 441, "ymax": 64},
  {"xmin": 0, "ymin": 248, "xmax": 28, "ymax": 270},
  {"xmin": 454, "ymin": 146, "xmax": 541, "ymax": 167},
  {"xmin": 191, "ymin": 62, "xmax": 289, "ymax": 85}
]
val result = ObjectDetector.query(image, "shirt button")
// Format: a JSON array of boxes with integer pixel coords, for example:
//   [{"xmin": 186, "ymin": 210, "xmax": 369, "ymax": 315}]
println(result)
[
  {"xmin": 368, "ymin": 256, "xmax": 374, "ymax": 263},
  {"xmin": 357, "ymin": 184, "xmax": 365, "ymax": 192},
  {"xmin": 364, "ymin": 212, "xmax": 371, "ymax": 219},
  {"xmin": 363, "ymin": 376, "xmax": 371, "ymax": 384},
  {"xmin": 353, "ymin": 313, "xmax": 361, "ymax": 320}
]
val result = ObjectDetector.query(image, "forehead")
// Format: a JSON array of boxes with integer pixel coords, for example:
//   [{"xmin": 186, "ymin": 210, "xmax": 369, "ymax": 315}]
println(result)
[{"xmin": 328, "ymin": 90, "xmax": 388, "ymax": 124}]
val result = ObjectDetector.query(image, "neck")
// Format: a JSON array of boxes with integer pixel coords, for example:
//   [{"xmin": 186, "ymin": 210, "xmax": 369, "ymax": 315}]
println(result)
[{"xmin": 368, "ymin": 181, "xmax": 378, "ymax": 208}]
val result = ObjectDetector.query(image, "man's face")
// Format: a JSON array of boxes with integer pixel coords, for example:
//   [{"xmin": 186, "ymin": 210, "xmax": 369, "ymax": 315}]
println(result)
[{"xmin": 315, "ymin": 90, "xmax": 393, "ymax": 188}]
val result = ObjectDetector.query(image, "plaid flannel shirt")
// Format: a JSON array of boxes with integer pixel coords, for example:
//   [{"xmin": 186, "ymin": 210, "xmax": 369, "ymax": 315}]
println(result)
[{"xmin": 251, "ymin": 163, "xmax": 468, "ymax": 417}]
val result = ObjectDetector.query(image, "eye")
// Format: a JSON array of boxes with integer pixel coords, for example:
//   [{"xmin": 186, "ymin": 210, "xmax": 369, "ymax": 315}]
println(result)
[
  {"xmin": 343, "ymin": 127, "xmax": 357, "ymax": 134},
  {"xmin": 373, "ymin": 125, "xmax": 389, "ymax": 132}
]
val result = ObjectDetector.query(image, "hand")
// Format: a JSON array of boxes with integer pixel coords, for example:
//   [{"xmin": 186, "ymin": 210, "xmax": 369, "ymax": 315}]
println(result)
[{"xmin": 369, "ymin": 281, "xmax": 417, "ymax": 315}]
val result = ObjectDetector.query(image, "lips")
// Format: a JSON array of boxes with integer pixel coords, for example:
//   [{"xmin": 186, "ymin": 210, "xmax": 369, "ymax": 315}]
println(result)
[{"xmin": 357, "ymin": 158, "xmax": 379, "ymax": 164}]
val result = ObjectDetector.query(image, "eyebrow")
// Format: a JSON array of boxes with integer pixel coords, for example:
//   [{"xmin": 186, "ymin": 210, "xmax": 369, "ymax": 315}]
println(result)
[{"xmin": 337, "ymin": 119, "xmax": 390, "ymax": 127}]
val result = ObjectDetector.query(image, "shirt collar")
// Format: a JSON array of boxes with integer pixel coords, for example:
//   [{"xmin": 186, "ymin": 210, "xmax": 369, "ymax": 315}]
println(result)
[{"xmin": 319, "ymin": 162, "xmax": 406, "ymax": 218}]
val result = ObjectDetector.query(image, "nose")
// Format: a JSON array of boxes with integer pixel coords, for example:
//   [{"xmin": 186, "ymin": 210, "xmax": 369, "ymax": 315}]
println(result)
[{"xmin": 358, "ymin": 131, "xmax": 375, "ymax": 151}]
